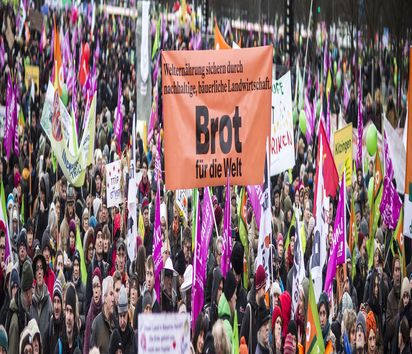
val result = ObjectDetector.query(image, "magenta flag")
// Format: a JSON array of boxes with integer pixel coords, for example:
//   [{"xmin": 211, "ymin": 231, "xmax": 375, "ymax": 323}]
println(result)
[
  {"xmin": 246, "ymin": 185, "xmax": 262, "ymax": 226},
  {"xmin": 356, "ymin": 71, "xmax": 363, "ymax": 170},
  {"xmin": 13, "ymin": 84, "xmax": 19, "ymax": 156},
  {"xmin": 192, "ymin": 186, "xmax": 214, "ymax": 329},
  {"xmin": 304, "ymin": 89, "xmax": 314, "ymax": 145},
  {"xmin": 324, "ymin": 175, "xmax": 346, "ymax": 297},
  {"xmin": 0, "ymin": 39, "xmax": 5, "ymax": 70},
  {"xmin": 343, "ymin": 79, "xmax": 350, "ymax": 111},
  {"xmin": 113, "ymin": 72, "xmax": 123, "ymax": 148},
  {"xmin": 221, "ymin": 176, "xmax": 231, "ymax": 277},
  {"xmin": 326, "ymin": 92, "xmax": 331, "ymax": 143},
  {"xmin": 152, "ymin": 180, "xmax": 163, "ymax": 302},
  {"xmin": 153, "ymin": 132, "xmax": 162, "ymax": 182},
  {"xmin": 380, "ymin": 176, "xmax": 402, "ymax": 230},
  {"xmin": 5, "ymin": 74, "xmax": 16, "ymax": 160}
]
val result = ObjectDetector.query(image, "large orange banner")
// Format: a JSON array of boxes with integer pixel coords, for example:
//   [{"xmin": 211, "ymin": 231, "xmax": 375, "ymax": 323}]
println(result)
[{"xmin": 162, "ymin": 46, "xmax": 272, "ymax": 190}]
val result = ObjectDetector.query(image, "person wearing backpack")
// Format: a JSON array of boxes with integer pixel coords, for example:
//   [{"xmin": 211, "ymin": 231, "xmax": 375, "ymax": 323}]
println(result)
[{"xmin": 7, "ymin": 260, "xmax": 33, "ymax": 354}]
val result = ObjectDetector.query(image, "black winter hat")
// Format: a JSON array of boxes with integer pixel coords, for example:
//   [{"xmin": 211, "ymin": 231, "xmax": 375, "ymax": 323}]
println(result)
[
  {"xmin": 17, "ymin": 229, "xmax": 27, "ymax": 250},
  {"xmin": 318, "ymin": 292, "xmax": 330, "ymax": 319},
  {"xmin": 224, "ymin": 270, "xmax": 237, "ymax": 302},
  {"xmin": 231, "ymin": 242, "xmax": 244, "ymax": 276},
  {"xmin": 65, "ymin": 284, "xmax": 77, "ymax": 315},
  {"xmin": 257, "ymin": 297, "xmax": 271, "ymax": 330}
]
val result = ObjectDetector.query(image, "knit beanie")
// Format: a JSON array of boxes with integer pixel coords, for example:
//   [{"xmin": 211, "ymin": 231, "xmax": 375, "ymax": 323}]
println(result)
[
  {"xmin": 53, "ymin": 278, "xmax": 63, "ymax": 303},
  {"xmin": 65, "ymin": 284, "xmax": 77, "ymax": 315},
  {"xmin": 271, "ymin": 305, "xmax": 282, "ymax": 332},
  {"xmin": 255, "ymin": 264, "xmax": 266, "ymax": 291},
  {"xmin": 341, "ymin": 292, "xmax": 353, "ymax": 315},
  {"xmin": 356, "ymin": 312, "xmax": 366, "ymax": 336},
  {"xmin": 231, "ymin": 242, "xmax": 244, "ymax": 276},
  {"xmin": 10, "ymin": 268, "xmax": 20, "ymax": 288},
  {"xmin": 401, "ymin": 277, "xmax": 410, "ymax": 297},
  {"xmin": 21, "ymin": 260, "xmax": 34, "ymax": 291},
  {"xmin": 224, "ymin": 271, "xmax": 237, "ymax": 302}
]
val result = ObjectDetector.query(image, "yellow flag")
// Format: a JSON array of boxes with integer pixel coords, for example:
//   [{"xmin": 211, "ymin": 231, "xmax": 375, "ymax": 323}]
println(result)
[{"xmin": 138, "ymin": 208, "xmax": 145, "ymax": 241}]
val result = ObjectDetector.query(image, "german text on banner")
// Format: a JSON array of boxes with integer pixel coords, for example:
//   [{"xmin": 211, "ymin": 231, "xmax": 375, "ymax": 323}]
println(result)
[
  {"xmin": 333, "ymin": 123, "xmax": 352, "ymax": 186},
  {"xmin": 270, "ymin": 71, "xmax": 295, "ymax": 176},
  {"xmin": 162, "ymin": 46, "xmax": 272, "ymax": 190},
  {"xmin": 106, "ymin": 160, "xmax": 123, "ymax": 208}
]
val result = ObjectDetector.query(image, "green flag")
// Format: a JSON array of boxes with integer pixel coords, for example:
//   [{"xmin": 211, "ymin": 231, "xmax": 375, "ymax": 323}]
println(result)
[
  {"xmin": 306, "ymin": 275, "xmax": 325, "ymax": 353},
  {"xmin": 76, "ymin": 225, "xmax": 87, "ymax": 285},
  {"xmin": 1, "ymin": 182, "xmax": 7, "ymax": 226},
  {"xmin": 151, "ymin": 17, "xmax": 161, "ymax": 59},
  {"xmin": 238, "ymin": 187, "xmax": 248, "ymax": 289},
  {"xmin": 284, "ymin": 212, "xmax": 296, "ymax": 252}
]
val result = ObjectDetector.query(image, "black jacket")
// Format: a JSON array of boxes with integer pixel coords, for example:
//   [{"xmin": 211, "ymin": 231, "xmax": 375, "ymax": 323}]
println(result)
[
  {"xmin": 240, "ymin": 288, "xmax": 259, "ymax": 354},
  {"xmin": 43, "ymin": 314, "xmax": 64, "ymax": 354},
  {"xmin": 119, "ymin": 323, "xmax": 136, "ymax": 354}
]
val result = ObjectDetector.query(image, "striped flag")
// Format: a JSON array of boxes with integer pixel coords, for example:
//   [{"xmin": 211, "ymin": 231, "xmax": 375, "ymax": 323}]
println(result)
[{"xmin": 306, "ymin": 275, "xmax": 325, "ymax": 353}]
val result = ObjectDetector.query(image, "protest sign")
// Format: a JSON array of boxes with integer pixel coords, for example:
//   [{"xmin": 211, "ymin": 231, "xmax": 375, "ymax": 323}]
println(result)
[
  {"xmin": 270, "ymin": 70, "xmax": 295, "ymax": 176},
  {"xmin": 138, "ymin": 313, "xmax": 191, "ymax": 354},
  {"xmin": 24, "ymin": 65, "xmax": 40, "ymax": 94},
  {"xmin": 333, "ymin": 123, "xmax": 352, "ymax": 186},
  {"xmin": 162, "ymin": 46, "xmax": 272, "ymax": 189},
  {"xmin": 40, "ymin": 82, "xmax": 96, "ymax": 187},
  {"xmin": 106, "ymin": 160, "xmax": 123, "ymax": 208}
]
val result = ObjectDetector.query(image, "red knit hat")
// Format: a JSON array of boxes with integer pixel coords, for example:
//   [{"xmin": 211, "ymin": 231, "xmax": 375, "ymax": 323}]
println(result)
[
  {"xmin": 271, "ymin": 305, "xmax": 282, "ymax": 332},
  {"xmin": 279, "ymin": 291, "xmax": 292, "ymax": 338},
  {"xmin": 255, "ymin": 265, "xmax": 266, "ymax": 291}
]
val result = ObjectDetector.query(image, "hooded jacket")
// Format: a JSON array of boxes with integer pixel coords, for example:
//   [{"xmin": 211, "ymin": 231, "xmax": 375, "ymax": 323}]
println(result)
[
  {"xmin": 119, "ymin": 322, "xmax": 136, "ymax": 354},
  {"xmin": 43, "ymin": 311, "xmax": 64, "ymax": 354},
  {"xmin": 218, "ymin": 293, "xmax": 233, "ymax": 347},
  {"xmin": 53, "ymin": 325, "xmax": 82, "ymax": 354},
  {"xmin": 30, "ymin": 283, "xmax": 53, "ymax": 339},
  {"xmin": 240, "ymin": 288, "xmax": 259, "ymax": 354},
  {"xmin": 209, "ymin": 267, "xmax": 223, "ymax": 327}
]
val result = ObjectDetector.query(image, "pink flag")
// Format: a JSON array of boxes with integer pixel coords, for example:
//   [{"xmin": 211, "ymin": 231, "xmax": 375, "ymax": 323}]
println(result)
[
  {"xmin": 13, "ymin": 84, "xmax": 19, "ymax": 156},
  {"xmin": 324, "ymin": 175, "xmax": 346, "ymax": 297},
  {"xmin": 0, "ymin": 39, "xmax": 4, "ymax": 70},
  {"xmin": 5, "ymin": 74, "xmax": 16, "ymax": 160},
  {"xmin": 153, "ymin": 132, "xmax": 162, "ymax": 182},
  {"xmin": 152, "ymin": 180, "xmax": 163, "ymax": 302},
  {"xmin": 246, "ymin": 185, "xmax": 262, "ymax": 226},
  {"xmin": 356, "ymin": 71, "xmax": 363, "ymax": 170},
  {"xmin": 305, "ymin": 89, "xmax": 314, "ymax": 145},
  {"xmin": 192, "ymin": 186, "xmax": 214, "ymax": 329},
  {"xmin": 221, "ymin": 175, "xmax": 231, "ymax": 277},
  {"xmin": 113, "ymin": 72, "xmax": 123, "ymax": 148},
  {"xmin": 326, "ymin": 92, "xmax": 331, "ymax": 143},
  {"xmin": 380, "ymin": 176, "xmax": 402, "ymax": 230}
]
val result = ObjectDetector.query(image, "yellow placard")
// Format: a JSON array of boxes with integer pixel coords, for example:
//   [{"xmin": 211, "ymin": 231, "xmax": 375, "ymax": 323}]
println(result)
[
  {"xmin": 24, "ymin": 65, "xmax": 40, "ymax": 94},
  {"xmin": 333, "ymin": 123, "xmax": 353, "ymax": 185}
]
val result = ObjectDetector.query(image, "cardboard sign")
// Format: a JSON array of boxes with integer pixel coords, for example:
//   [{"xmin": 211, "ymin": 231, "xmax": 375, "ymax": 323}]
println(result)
[
  {"xmin": 270, "ymin": 70, "xmax": 294, "ymax": 176},
  {"xmin": 138, "ymin": 313, "xmax": 191, "ymax": 354},
  {"xmin": 28, "ymin": 10, "xmax": 43, "ymax": 32},
  {"xmin": 333, "ymin": 123, "xmax": 352, "ymax": 186},
  {"xmin": 106, "ymin": 160, "xmax": 123, "ymax": 208},
  {"xmin": 162, "ymin": 46, "xmax": 272, "ymax": 189},
  {"xmin": 24, "ymin": 65, "xmax": 40, "ymax": 94}
]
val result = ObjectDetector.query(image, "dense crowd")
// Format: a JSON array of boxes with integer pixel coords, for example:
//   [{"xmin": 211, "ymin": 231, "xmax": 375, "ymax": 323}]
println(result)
[{"xmin": 0, "ymin": 2, "xmax": 412, "ymax": 354}]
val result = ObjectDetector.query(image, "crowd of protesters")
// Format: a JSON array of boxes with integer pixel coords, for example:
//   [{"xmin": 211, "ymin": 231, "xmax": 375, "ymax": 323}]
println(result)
[{"xmin": 0, "ymin": 1, "xmax": 412, "ymax": 354}]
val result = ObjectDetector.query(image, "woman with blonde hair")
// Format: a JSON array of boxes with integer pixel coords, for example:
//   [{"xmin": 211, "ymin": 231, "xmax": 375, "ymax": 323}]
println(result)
[{"xmin": 212, "ymin": 319, "xmax": 231, "ymax": 354}]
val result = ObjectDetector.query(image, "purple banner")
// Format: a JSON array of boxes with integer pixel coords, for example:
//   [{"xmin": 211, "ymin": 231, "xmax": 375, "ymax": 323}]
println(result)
[
  {"xmin": 356, "ymin": 71, "xmax": 363, "ymax": 170},
  {"xmin": 152, "ymin": 181, "xmax": 163, "ymax": 302},
  {"xmin": 13, "ymin": 84, "xmax": 18, "ymax": 156},
  {"xmin": 326, "ymin": 92, "xmax": 331, "ymax": 143},
  {"xmin": 192, "ymin": 187, "xmax": 214, "ymax": 329},
  {"xmin": 246, "ymin": 185, "xmax": 262, "ymax": 226},
  {"xmin": 153, "ymin": 132, "xmax": 162, "ymax": 182},
  {"xmin": 305, "ymin": 89, "xmax": 314, "ymax": 145},
  {"xmin": 114, "ymin": 71, "xmax": 123, "ymax": 147},
  {"xmin": 380, "ymin": 176, "xmax": 402, "ymax": 230},
  {"xmin": 221, "ymin": 176, "xmax": 231, "ymax": 277},
  {"xmin": 324, "ymin": 176, "xmax": 346, "ymax": 297},
  {"xmin": 5, "ymin": 74, "xmax": 15, "ymax": 160}
]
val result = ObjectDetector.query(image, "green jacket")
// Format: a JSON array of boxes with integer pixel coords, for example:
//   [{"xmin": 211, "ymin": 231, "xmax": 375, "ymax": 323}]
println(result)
[{"xmin": 218, "ymin": 294, "xmax": 233, "ymax": 346}]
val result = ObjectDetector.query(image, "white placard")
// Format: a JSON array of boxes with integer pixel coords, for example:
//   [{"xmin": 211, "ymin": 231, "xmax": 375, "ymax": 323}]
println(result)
[
  {"xmin": 270, "ymin": 71, "xmax": 295, "ymax": 176},
  {"xmin": 106, "ymin": 160, "xmax": 123, "ymax": 208},
  {"xmin": 138, "ymin": 313, "xmax": 191, "ymax": 354}
]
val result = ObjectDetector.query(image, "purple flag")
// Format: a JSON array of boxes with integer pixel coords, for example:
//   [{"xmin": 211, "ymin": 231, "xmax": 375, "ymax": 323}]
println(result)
[
  {"xmin": 343, "ymin": 79, "xmax": 350, "ymax": 111},
  {"xmin": 324, "ymin": 175, "xmax": 346, "ymax": 297},
  {"xmin": 356, "ymin": 71, "xmax": 363, "ymax": 170},
  {"xmin": 380, "ymin": 176, "xmax": 402, "ymax": 230},
  {"xmin": 13, "ymin": 85, "xmax": 19, "ymax": 156},
  {"xmin": 192, "ymin": 187, "xmax": 214, "ymax": 329},
  {"xmin": 152, "ymin": 180, "xmax": 163, "ymax": 302},
  {"xmin": 383, "ymin": 132, "xmax": 394, "ymax": 181},
  {"xmin": 246, "ymin": 185, "xmax": 262, "ymax": 226},
  {"xmin": 305, "ymin": 89, "xmax": 314, "ymax": 145},
  {"xmin": 221, "ymin": 175, "xmax": 231, "ymax": 277},
  {"xmin": 154, "ymin": 132, "xmax": 162, "ymax": 182},
  {"xmin": 4, "ymin": 74, "xmax": 15, "ymax": 159},
  {"xmin": 113, "ymin": 72, "xmax": 123, "ymax": 148},
  {"xmin": 0, "ymin": 39, "xmax": 5, "ymax": 70}
]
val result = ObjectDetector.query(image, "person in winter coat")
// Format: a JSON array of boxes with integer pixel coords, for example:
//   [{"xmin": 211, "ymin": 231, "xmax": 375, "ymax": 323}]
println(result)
[
  {"xmin": 255, "ymin": 298, "xmax": 271, "ymax": 354},
  {"xmin": 7, "ymin": 260, "xmax": 33, "ymax": 354},
  {"xmin": 318, "ymin": 292, "xmax": 334, "ymax": 351},
  {"xmin": 71, "ymin": 250, "xmax": 86, "ymax": 327},
  {"xmin": 43, "ymin": 279, "xmax": 64, "ymax": 354},
  {"xmin": 231, "ymin": 242, "xmax": 248, "ymax": 334},
  {"xmin": 41, "ymin": 228, "xmax": 56, "ymax": 297},
  {"xmin": 59, "ymin": 186, "xmax": 77, "ymax": 253},
  {"xmin": 84, "ymin": 268, "xmax": 103, "ymax": 354},
  {"xmin": 218, "ymin": 270, "xmax": 238, "ymax": 351},
  {"xmin": 112, "ymin": 286, "xmax": 135, "ymax": 354},
  {"xmin": 240, "ymin": 264, "xmax": 267, "ymax": 354},
  {"xmin": 398, "ymin": 316, "xmax": 411, "ymax": 354},
  {"xmin": 35, "ymin": 173, "xmax": 50, "ymax": 242},
  {"xmin": 54, "ymin": 283, "xmax": 82, "ymax": 354},
  {"xmin": 30, "ymin": 250, "xmax": 52, "ymax": 339},
  {"xmin": 90, "ymin": 276, "xmax": 116, "ymax": 354},
  {"xmin": 133, "ymin": 255, "xmax": 161, "ymax": 330},
  {"xmin": 385, "ymin": 255, "xmax": 402, "ymax": 351},
  {"xmin": 208, "ymin": 267, "xmax": 223, "ymax": 328},
  {"xmin": 271, "ymin": 305, "xmax": 282, "ymax": 354},
  {"xmin": 85, "ymin": 224, "xmax": 109, "ymax": 312}
]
